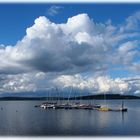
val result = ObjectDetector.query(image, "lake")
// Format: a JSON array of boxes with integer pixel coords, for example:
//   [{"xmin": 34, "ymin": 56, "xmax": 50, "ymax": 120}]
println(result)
[{"xmin": 0, "ymin": 100, "xmax": 140, "ymax": 136}]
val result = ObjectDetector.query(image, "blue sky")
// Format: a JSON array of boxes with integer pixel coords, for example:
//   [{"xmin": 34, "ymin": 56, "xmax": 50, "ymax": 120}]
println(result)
[
  {"xmin": 0, "ymin": 3, "xmax": 140, "ymax": 94},
  {"xmin": 0, "ymin": 4, "xmax": 140, "ymax": 45}
]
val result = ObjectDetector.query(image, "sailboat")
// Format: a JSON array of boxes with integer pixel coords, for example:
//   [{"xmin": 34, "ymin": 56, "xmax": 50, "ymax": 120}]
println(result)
[
  {"xmin": 98, "ymin": 92, "xmax": 109, "ymax": 111},
  {"xmin": 108, "ymin": 100, "xmax": 127, "ymax": 112},
  {"xmin": 98, "ymin": 93, "xmax": 128, "ymax": 112}
]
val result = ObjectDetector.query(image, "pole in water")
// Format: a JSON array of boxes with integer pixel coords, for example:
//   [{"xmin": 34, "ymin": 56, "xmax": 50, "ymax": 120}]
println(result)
[{"xmin": 121, "ymin": 100, "xmax": 124, "ymax": 109}]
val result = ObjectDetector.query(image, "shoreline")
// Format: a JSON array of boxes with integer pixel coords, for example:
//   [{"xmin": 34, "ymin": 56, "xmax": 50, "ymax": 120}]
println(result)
[{"xmin": 0, "ymin": 94, "xmax": 139, "ymax": 101}]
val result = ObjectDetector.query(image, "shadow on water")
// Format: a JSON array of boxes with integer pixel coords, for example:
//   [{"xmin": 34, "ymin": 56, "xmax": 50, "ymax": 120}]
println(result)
[{"xmin": 121, "ymin": 111, "xmax": 125, "ymax": 124}]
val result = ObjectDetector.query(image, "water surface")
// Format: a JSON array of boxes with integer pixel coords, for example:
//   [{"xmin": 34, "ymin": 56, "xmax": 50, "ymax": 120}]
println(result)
[{"xmin": 0, "ymin": 100, "xmax": 139, "ymax": 136}]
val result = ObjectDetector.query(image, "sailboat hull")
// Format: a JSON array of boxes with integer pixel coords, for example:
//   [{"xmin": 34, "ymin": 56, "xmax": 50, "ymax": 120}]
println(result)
[
  {"xmin": 98, "ymin": 107, "xmax": 128, "ymax": 112},
  {"xmin": 108, "ymin": 108, "xmax": 127, "ymax": 112}
]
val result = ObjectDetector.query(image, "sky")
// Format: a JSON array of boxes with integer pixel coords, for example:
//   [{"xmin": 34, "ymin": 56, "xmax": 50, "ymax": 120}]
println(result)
[{"xmin": 0, "ymin": 3, "xmax": 140, "ymax": 96}]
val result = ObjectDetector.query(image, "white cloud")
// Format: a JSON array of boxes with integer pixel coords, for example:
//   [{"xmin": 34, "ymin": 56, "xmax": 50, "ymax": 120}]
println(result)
[
  {"xmin": 53, "ymin": 75, "xmax": 129, "ymax": 94},
  {"xmin": 125, "ymin": 11, "xmax": 140, "ymax": 31},
  {"xmin": 129, "ymin": 62, "xmax": 140, "ymax": 73},
  {"xmin": 47, "ymin": 5, "xmax": 63, "ymax": 16},
  {"xmin": 0, "ymin": 72, "xmax": 140, "ymax": 95},
  {"xmin": 118, "ymin": 41, "xmax": 138, "ymax": 53},
  {"xmin": 0, "ymin": 12, "xmax": 140, "ymax": 94},
  {"xmin": 0, "ymin": 13, "xmax": 139, "ymax": 75},
  {"xmin": 116, "ymin": 40, "xmax": 139, "ymax": 65},
  {"xmin": 0, "ymin": 72, "xmax": 55, "ymax": 93}
]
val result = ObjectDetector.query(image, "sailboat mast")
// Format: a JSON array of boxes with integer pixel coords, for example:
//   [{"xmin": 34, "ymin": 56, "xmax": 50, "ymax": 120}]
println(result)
[{"xmin": 104, "ymin": 92, "xmax": 107, "ymax": 107}]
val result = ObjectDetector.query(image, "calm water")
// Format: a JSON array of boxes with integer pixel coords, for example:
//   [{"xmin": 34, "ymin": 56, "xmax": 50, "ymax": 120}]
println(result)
[{"xmin": 0, "ymin": 100, "xmax": 140, "ymax": 136}]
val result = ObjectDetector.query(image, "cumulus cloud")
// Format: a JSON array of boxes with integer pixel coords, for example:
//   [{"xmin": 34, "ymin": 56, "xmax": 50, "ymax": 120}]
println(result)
[
  {"xmin": 1, "ymin": 73, "xmax": 140, "ymax": 96},
  {"xmin": 124, "ymin": 11, "xmax": 140, "ymax": 31},
  {"xmin": 0, "ymin": 12, "xmax": 140, "ymax": 94},
  {"xmin": 0, "ymin": 72, "xmax": 56, "ymax": 93},
  {"xmin": 0, "ymin": 13, "xmax": 139, "ymax": 75},
  {"xmin": 53, "ymin": 75, "xmax": 130, "ymax": 94},
  {"xmin": 116, "ymin": 41, "xmax": 139, "ymax": 65}
]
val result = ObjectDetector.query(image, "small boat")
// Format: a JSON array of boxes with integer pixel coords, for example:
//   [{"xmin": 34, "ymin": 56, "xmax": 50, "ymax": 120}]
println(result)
[
  {"xmin": 40, "ymin": 103, "xmax": 55, "ymax": 109},
  {"xmin": 40, "ymin": 104, "xmax": 46, "ymax": 109},
  {"xmin": 98, "ymin": 107, "xmax": 128, "ymax": 112},
  {"xmin": 55, "ymin": 104, "xmax": 67, "ymax": 109},
  {"xmin": 46, "ymin": 104, "xmax": 56, "ymax": 109},
  {"xmin": 83, "ymin": 104, "xmax": 101, "ymax": 110},
  {"xmin": 75, "ymin": 104, "xmax": 87, "ymax": 109},
  {"xmin": 92, "ymin": 104, "xmax": 101, "ymax": 109},
  {"xmin": 108, "ymin": 101, "xmax": 127, "ymax": 112},
  {"xmin": 98, "ymin": 107, "xmax": 109, "ymax": 112},
  {"xmin": 98, "ymin": 101, "xmax": 127, "ymax": 112},
  {"xmin": 34, "ymin": 105, "xmax": 40, "ymax": 107},
  {"xmin": 108, "ymin": 108, "xmax": 127, "ymax": 112}
]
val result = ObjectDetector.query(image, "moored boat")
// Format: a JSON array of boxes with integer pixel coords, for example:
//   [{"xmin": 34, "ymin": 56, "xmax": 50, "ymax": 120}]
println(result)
[{"xmin": 108, "ymin": 108, "xmax": 127, "ymax": 112}]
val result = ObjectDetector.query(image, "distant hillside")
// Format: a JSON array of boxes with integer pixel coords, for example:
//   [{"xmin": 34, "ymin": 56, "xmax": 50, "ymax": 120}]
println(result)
[
  {"xmin": 70, "ymin": 94, "xmax": 140, "ymax": 100},
  {"xmin": 0, "ymin": 97, "xmax": 47, "ymax": 101},
  {"xmin": 0, "ymin": 94, "xmax": 139, "ymax": 100}
]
